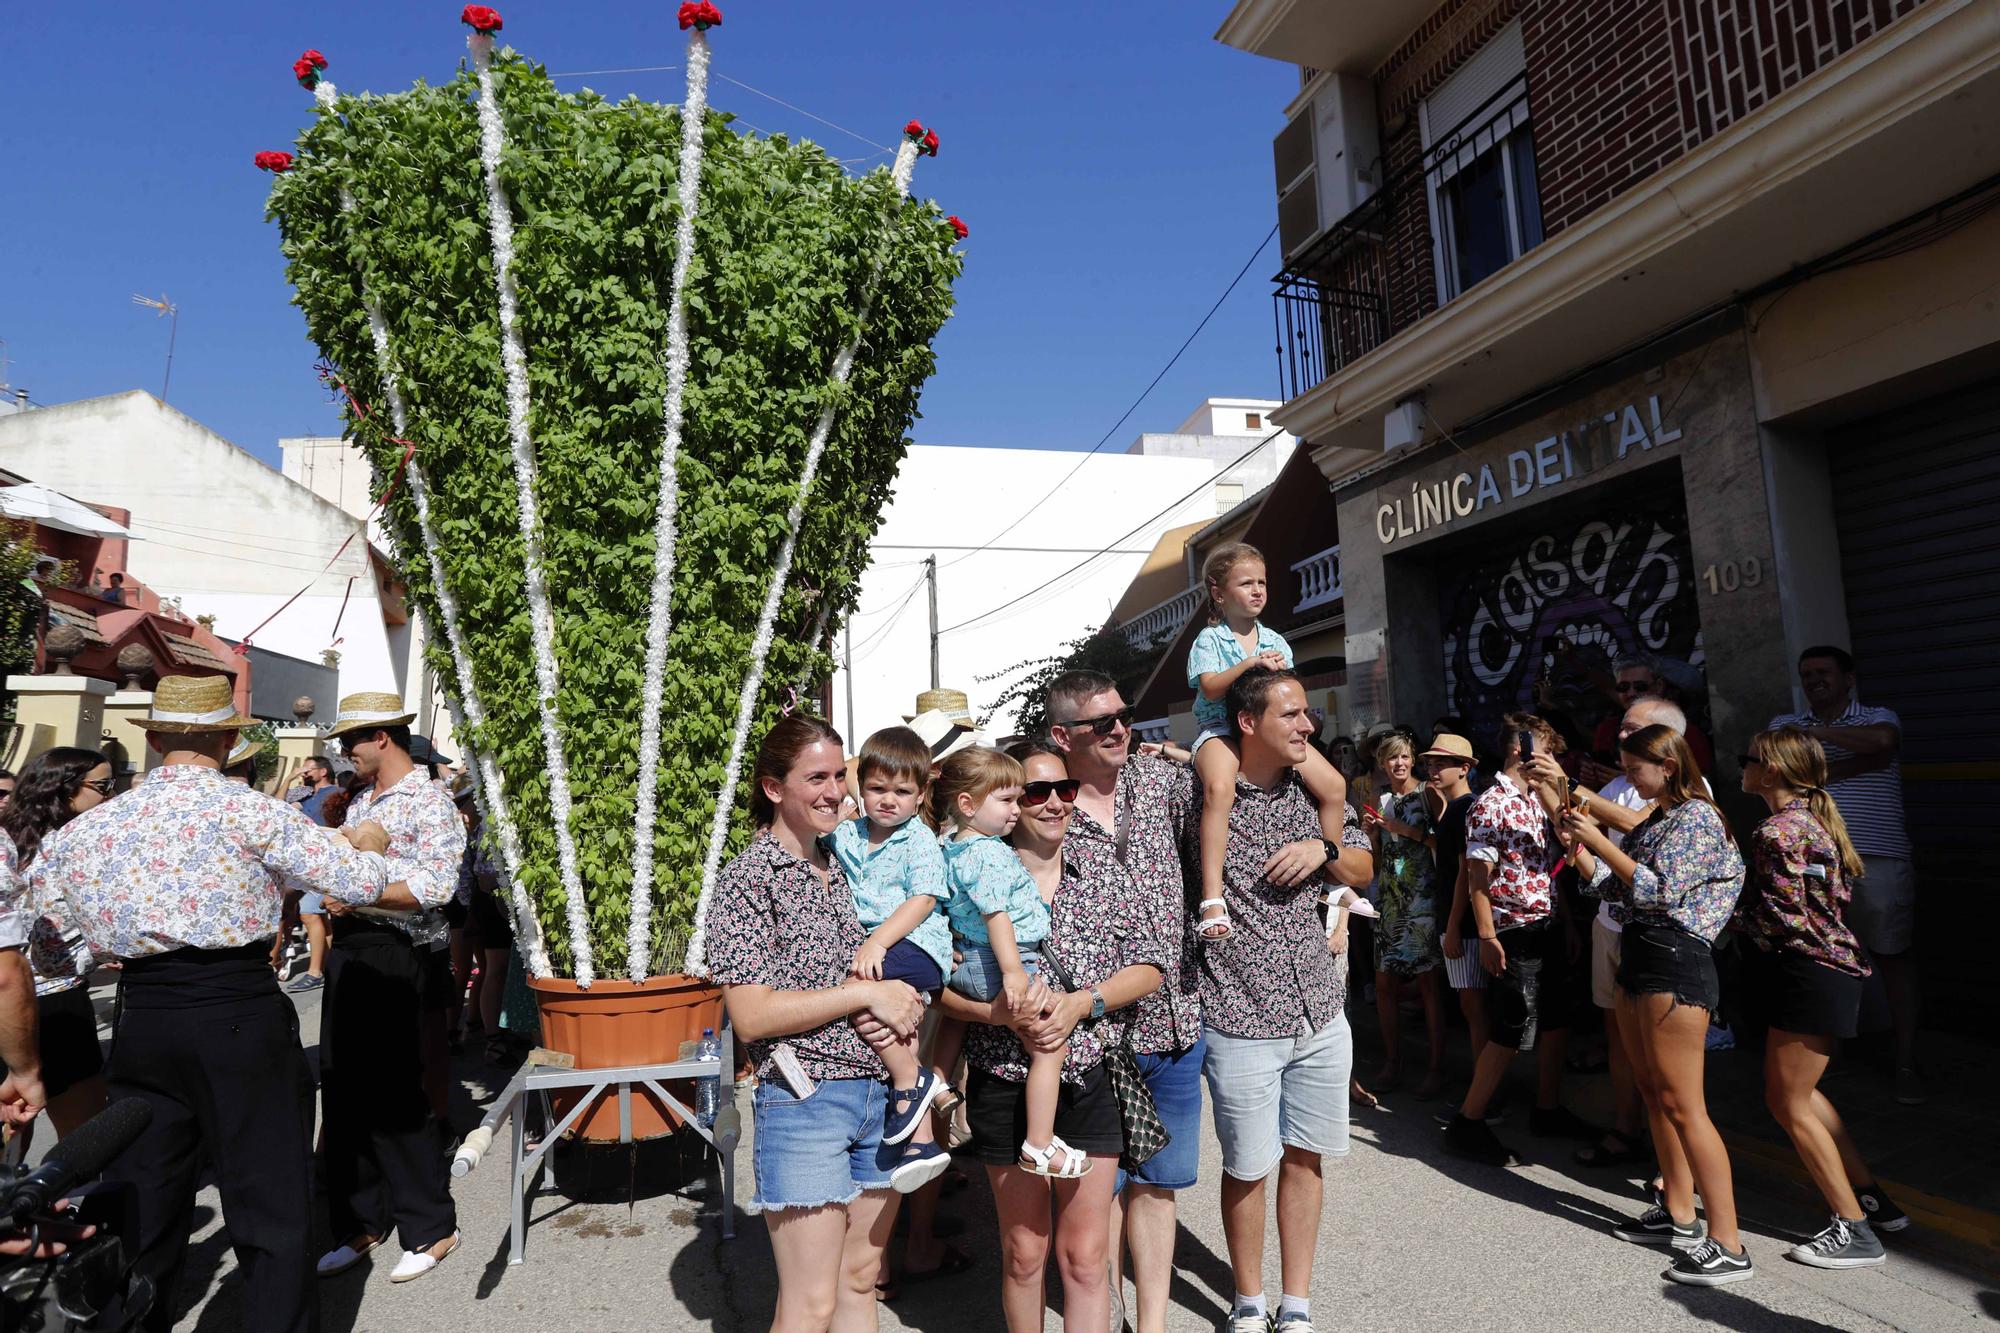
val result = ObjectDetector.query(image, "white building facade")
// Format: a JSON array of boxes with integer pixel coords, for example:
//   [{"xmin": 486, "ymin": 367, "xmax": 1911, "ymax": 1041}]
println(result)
[{"xmin": 1126, "ymin": 397, "xmax": 1298, "ymax": 514}]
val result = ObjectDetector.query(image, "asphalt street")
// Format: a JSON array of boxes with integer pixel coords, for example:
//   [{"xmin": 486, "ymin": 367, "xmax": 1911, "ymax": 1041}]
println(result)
[{"xmin": 124, "ymin": 986, "xmax": 1995, "ymax": 1332}]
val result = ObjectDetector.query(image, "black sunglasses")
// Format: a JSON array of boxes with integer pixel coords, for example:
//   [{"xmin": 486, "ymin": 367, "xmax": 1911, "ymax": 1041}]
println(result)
[
  {"xmin": 1735, "ymin": 752, "xmax": 1760, "ymax": 768},
  {"xmin": 80, "ymin": 778, "xmax": 116, "ymax": 796},
  {"xmin": 1056, "ymin": 706, "xmax": 1135, "ymax": 738},
  {"xmin": 1021, "ymin": 779, "xmax": 1080, "ymax": 807}
]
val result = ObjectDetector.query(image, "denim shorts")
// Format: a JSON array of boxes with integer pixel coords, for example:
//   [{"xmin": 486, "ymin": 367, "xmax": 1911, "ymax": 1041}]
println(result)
[
  {"xmin": 948, "ymin": 938, "xmax": 1042, "ymax": 1002},
  {"xmin": 880, "ymin": 939, "xmax": 943, "ymax": 994},
  {"xmin": 299, "ymin": 892, "xmax": 326, "ymax": 918},
  {"xmin": 1202, "ymin": 1014, "xmax": 1352, "ymax": 1182},
  {"xmin": 1616, "ymin": 922, "xmax": 1718, "ymax": 1013},
  {"xmin": 750, "ymin": 1075, "xmax": 895, "ymax": 1213},
  {"xmin": 1115, "ymin": 1034, "xmax": 1206, "ymax": 1192}
]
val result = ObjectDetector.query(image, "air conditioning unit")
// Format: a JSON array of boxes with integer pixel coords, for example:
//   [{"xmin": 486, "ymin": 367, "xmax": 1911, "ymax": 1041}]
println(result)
[{"xmin": 1274, "ymin": 73, "xmax": 1382, "ymax": 262}]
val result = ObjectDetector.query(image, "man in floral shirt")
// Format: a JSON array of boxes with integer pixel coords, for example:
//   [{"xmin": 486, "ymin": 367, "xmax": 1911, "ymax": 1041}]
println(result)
[
  {"xmin": 317, "ymin": 691, "xmax": 466, "ymax": 1287},
  {"xmin": 1446, "ymin": 713, "xmax": 1576, "ymax": 1166},
  {"xmin": 1193, "ymin": 667, "xmax": 1372, "ymax": 1333},
  {"xmin": 1045, "ymin": 669, "xmax": 1202, "ymax": 1333}
]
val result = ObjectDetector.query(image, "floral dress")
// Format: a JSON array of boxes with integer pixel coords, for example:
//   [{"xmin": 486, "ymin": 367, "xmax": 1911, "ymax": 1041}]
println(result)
[{"xmin": 1372, "ymin": 787, "xmax": 1440, "ymax": 976}]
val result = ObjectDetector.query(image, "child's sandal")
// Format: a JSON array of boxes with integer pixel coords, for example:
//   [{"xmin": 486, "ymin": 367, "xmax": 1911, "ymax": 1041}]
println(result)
[
  {"xmin": 1018, "ymin": 1136, "xmax": 1092, "ymax": 1179},
  {"xmin": 1196, "ymin": 898, "xmax": 1233, "ymax": 941}
]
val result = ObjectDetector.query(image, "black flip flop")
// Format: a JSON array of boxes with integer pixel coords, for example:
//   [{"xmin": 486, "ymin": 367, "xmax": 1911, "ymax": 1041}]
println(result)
[{"xmin": 1574, "ymin": 1130, "xmax": 1648, "ymax": 1167}]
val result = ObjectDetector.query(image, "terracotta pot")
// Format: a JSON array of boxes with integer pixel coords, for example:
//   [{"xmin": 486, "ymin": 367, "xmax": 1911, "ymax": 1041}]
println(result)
[{"xmin": 529, "ymin": 973, "xmax": 724, "ymax": 1142}]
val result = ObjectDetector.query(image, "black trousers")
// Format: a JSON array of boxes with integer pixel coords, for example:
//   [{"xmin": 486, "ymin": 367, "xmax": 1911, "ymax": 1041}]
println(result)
[
  {"xmin": 108, "ymin": 943, "xmax": 317, "ymax": 1333},
  {"xmin": 322, "ymin": 922, "xmax": 457, "ymax": 1249}
]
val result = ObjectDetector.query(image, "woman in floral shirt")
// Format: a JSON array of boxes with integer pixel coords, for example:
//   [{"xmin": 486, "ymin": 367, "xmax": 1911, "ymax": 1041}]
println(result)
[
  {"xmin": 1565, "ymin": 724, "xmax": 1751, "ymax": 1287},
  {"xmin": 1735, "ymin": 726, "xmax": 1902, "ymax": 1266},
  {"xmin": 943, "ymin": 741, "xmax": 1164, "ymax": 1333},
  {"xmin": 1358, "ymin": 734, "xmax": 1445, "ymax": 1097},
  {"xmin": 702, "ymin": 716, "xmax": 927, "ymax": 1330}
]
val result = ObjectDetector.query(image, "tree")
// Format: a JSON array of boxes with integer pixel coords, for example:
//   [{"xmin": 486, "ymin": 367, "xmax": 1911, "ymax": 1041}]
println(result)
[{"xmin": 983, "ymin": 627, "xmax": 1175, "ymax": 739}]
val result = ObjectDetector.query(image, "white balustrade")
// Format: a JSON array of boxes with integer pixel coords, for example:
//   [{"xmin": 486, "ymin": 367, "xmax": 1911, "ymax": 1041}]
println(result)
[
  {"xmin": 1116, "ymin": 585, "xmax": 1202, "ymax": 650},
  {"xmin": 1291, "ymin": 545, "xmax": 1343, "ymax": 614}
]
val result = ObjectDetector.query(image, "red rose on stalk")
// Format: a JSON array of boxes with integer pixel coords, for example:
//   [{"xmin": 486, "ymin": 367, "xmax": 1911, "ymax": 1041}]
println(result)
[
  {"xmin": 904, "ymin": 119, "xmax": 924, "ymax": 139},
  {"xmin": 947, "ymin": 215, "xmax": 969, "ymax": 241},
  {"xmin": 293, "ymin": 49, "xmax": 327, "ymax": 89},
  {"xmin": 460, "ymin": 5, "xmax": 504, "ymax": 32},
  {"xmin": 677, "ymin": 0, "xmax": 723, "ymax": 29},
  {"xmin": 255, "ymin": 150, "xmax": 295, "ymax": 173},
  {"xmin": 921, "ymin": 128, "xmax": 940, "ymax": 157}
]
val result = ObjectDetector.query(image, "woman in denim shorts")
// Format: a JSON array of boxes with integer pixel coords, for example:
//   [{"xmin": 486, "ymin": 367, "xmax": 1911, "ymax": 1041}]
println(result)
[
  {"xmin": 703, "ymin": 716, "xmax": 928, "ymax": 1330},
  {"xmin": 1566, "ymin": 724, "xmax": 1750, "ymax": 1288},
  {"xmin": 939, "ymin": 742, "xmax": 1166, "ymax": 1333}
]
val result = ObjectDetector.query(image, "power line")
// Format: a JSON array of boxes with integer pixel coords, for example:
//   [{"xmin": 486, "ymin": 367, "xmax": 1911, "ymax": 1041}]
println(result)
[
  {"xmin": 849, "ymin": 573, "xmax": 928, "ymax": 660},
  {"xmin": 938, "ymin": 221, "xmax": 1279, "ymax": 572},
  {"xmin": 546, "ymin": 64, "xmax": 893, "ymax": 155},
  {"xmin": 938, "ymin": 426, "xmax": 1285, "ymax": 638}
]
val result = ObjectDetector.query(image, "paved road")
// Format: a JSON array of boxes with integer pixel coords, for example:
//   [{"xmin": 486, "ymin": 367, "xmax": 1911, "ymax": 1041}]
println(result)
[{"xmin": 144, "ymin": 989, "xmax": 1996, "ymax": 1332}]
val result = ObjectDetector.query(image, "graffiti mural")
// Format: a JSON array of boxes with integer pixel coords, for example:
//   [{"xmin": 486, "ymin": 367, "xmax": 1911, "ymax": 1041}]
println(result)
[{"xmin": 1438, "ymin": 499, "xmax": 1703, "ymax": 751}]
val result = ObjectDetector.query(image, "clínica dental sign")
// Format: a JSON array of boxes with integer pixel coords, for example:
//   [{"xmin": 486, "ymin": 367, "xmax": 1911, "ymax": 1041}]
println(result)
[{"xmin": 1375, "ymin": 393, "xmax": 1683, "ymax": 547}]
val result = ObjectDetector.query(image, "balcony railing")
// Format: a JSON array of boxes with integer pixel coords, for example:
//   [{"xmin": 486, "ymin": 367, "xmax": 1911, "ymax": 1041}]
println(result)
[
  {"xmin": 1273, "ymin": 73, "xmax": 1533, "ymax": 400},
  {"xmin": 1114, "ymin": 585, "xmax": 1202, "ymax": 652},
  {"xmin": 1291, "ymin": 544, "xmax": 1342, "ymax": 614}
]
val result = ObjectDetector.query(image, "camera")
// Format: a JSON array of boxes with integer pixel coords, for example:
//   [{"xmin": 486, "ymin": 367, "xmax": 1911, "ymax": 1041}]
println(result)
[{"xmin": 0, "ymin": 1100, "xmax": 155, "ymax": 1331}]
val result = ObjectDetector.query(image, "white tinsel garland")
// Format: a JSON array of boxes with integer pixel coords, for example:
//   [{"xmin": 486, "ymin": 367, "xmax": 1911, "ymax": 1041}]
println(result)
[
  {"xmin": 626, "ymin": 28, "xmax": 714, "ymax": 982},
  {"xmin": 471, "ymin": 32, "xmax": 597, "ymax": 985},
  {"xmin": 684, "ymin": 138, "xmax": 922, "ymax": 977},
  {"xmin": 316, "ymin": 75, "xmax": 551, "ymax": 976}
]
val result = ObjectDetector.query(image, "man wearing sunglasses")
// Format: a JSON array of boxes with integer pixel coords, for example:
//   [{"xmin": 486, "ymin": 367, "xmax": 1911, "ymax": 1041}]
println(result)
[
  {"xmin": 1045, "ymin": 670, "xmax": 1203, "ymax": 1333},
  {"xmin": 1586, "ymin": 656, "xmax": 1713, "ymax": 784}
]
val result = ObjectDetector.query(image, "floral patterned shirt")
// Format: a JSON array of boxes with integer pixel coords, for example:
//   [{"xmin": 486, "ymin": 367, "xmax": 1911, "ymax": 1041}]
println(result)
[
  {"xmin": 29, "ymin": 765, "xmax": 388, "ymax": 961},
  {"xmin": 1464, "ymin": 776, "xmax": 1562, "ymax": 931},
  {"xmin": 1588, "ymin": 799, "xmax": 1744, "ymax": 944},
  {"xmin": 965, "ymin": 856, "xmax": 1168, "ymax": 1086},
  {"xmin": 941, "ymin": 835, "xmax": 1050, "ymax": 948},
  {"xmin": 703, "ymin": 830, "xmax": 885, "ymax": 1084},
  {"xmin": 829, "ymin": 815, "xmax": 955, "ymax": 977},
  {"xmin": 1193, "ymin": 772, "xmax": 1373, "ymax": 1040},
  {"xmin": 344, "ymin": 768, "xmax": 465, "ymax": 948},
  {"xmin": 1186, "ymin": 621, "xmax": 1293, "ymax": 735},
  {"xmin": 1734, "ymin": 802, "xmax": 1868, "ymax": 976},
  {"xmin": 1066, "ymin": 753, "xmax": 1201, "ymax": 1054}
]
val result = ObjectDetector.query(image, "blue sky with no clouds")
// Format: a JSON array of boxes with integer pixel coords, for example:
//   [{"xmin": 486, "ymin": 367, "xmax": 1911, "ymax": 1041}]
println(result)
[{"xmin": 2, "ymin": 3, "xmax": 1294, "ymax": 468}]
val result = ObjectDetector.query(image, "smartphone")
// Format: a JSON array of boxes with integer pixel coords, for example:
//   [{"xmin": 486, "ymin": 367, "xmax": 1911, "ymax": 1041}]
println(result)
[{"xmin": 1518, "ymin": 729, "xmax": 1535, "ymax": 761}]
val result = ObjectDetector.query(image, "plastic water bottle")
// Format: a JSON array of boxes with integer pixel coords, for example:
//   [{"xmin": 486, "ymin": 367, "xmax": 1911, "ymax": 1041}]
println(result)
[{"xmin": 694, "ymin": 1028, "xmax": 721, "ymax": 1128}]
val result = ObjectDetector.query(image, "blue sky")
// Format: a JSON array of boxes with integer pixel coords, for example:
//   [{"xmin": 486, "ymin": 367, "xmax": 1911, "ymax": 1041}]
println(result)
[{"xmin": 2, "ymin": 3, "xmax": 1293, "ymax": 470}]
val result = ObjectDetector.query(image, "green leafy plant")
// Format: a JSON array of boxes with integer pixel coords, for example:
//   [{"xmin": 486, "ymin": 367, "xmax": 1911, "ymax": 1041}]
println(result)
[
  {"xmin": 268, "ymin": 50, "xmax": 959, "ymax": 977},
  {"xmin": 0, "ymin": 521, "xmax": 45, "ymax": 718},
  {"xmin": 984, "ymin": 628, "xmax": 1174, "ymax": 740}
]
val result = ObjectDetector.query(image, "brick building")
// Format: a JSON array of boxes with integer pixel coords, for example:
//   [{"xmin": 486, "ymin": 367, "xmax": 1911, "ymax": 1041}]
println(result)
[{"xmin": 1217, "ymin": 0, "xmax": 1999, "ymax": 1026}]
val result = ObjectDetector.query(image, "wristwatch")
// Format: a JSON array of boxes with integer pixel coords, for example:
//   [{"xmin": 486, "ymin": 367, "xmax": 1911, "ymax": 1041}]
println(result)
[
  {"xmin": 1320, "ymin": 836, "xmax": 1342, "ymax": 865},
  {"xmin": 1088, "ymin": 986, "xmax": 1106, "ymax": 1020}
]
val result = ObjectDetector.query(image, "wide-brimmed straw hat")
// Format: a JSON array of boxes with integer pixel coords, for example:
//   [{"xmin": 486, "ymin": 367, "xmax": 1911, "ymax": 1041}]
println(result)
[
  {"xmin": 903, "ymin": 688, "xmax": 977, "ymax": 729},
  {"xmin": 226, "ymin": 735, "xmax": 260, "ymax": 769},
  {"xmin": 1420, "ymin": 733, "xmax": 1476, "ymax": 762},
  {"xmin": 907, "ymin": 709, "xmax": 983, "ymax": 762},
  {"xmin": 130, "ymin": 674, "xmax": 258, "ymax": 733},
  {"xmin": 324, "ymin": 691, "xmax": 417, "ymax": 739}
]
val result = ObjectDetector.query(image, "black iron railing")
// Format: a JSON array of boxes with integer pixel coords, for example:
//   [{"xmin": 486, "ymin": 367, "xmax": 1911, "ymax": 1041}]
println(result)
[{"xmin": 1273, "ymin": 73, "xmax": 1534, "ymax": 400}]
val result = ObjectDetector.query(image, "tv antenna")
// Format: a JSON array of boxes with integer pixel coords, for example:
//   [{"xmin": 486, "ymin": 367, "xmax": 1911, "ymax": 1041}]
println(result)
[{"xmin": 130, "ymin": 293, "xmax": 180, "ymax": 403}]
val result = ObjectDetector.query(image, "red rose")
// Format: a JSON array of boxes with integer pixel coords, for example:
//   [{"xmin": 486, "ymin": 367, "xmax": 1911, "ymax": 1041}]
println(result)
[
  {"xmin": 921, "ymin": 128, "xmax": 940, "ymax": 156},
  {"xmin": 700, "ymin": 1, "xmax": 723, "ymax": 25},
  {"xmin": 255, "ymin": 150, "xmax": 295, "ymax": 173},
  {"xmin": 904, "ymin": 119, "xmax": 924, "ymax": 140},
  {"xmin": 678, "ymin": 1, "xmax": 721, "ymax": 29},
  {"xmin": 293, "ymin": 49, "xmax": 327, "ymax": 88},
  {"xmin": 947, "ymin": 215, "xmax": 969, "ymax": 240},
  {"xmin": 460, "ymin": 5, "xmax": 504, "ymax": 32}
]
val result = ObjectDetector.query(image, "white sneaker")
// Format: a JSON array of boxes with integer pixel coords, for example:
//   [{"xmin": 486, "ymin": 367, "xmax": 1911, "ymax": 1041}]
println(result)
[
  {"xmin": 389, "ymin": 1231, "xmax": 460, "ymax": 1284},
  {"xmin": 316, "ymin": 1236, "xmax": 383, "ymax": 1277}
]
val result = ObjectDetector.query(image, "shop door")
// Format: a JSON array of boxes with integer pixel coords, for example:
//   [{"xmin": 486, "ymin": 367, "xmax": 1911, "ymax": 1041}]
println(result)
[
  {"xmin": 1826, "ymin": 386, "xmax": 2000, "ymax": 857},
  {"xmin": 1437, "ymin": 490, "xmax": 1702, "ymax": 757}
]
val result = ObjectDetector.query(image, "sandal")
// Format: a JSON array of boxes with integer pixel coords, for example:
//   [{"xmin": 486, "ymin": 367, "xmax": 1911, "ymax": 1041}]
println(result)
[
  {"xmin": 1196, "ymin": 898, "xmax": 1233, "ymax": 941},
  {"xmin": 1574, "ymin": 1130, "xmax": 1649, "ymax": 1168},
  {"xmin": 1349, "ymin": 1079, "xmax": 1379, "ymax": 1110},
  {"xmin": 1019, "ymin": 1135, "xmax": 1092, "ymax": 1179}
]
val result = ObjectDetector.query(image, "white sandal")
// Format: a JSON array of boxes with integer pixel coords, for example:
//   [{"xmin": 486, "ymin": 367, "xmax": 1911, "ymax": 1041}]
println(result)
[
  {"xmin": 389, "ymin": 1231, "xmax": 460, "ymax": 1284},
  {"xmin": 1196, "ymin": 898, "xmax": 1233, "ymax": 941},
  {"xmin": 1019, "ymin": 1136, "xmax": 1092, "ymax": 1179}
]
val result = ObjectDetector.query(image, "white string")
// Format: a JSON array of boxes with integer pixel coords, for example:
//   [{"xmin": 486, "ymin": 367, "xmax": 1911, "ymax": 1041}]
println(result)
[
  {"xmin": 314, "ymin": 77, "xmax": 552, "ymax": 976},
  {"xmin": 627, "ymin": 28, "xmax": 714, "ymax": 982},
  {"xmin": 470, "ymin": 32, "xmax": 596, "ymax": 985},
  {"xmin": 684, "ymin": 137, "xmax": 921, "ymax": 977}
]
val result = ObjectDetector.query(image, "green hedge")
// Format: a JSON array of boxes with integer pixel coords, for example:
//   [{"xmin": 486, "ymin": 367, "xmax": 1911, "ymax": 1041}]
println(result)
[{"xmin": 268, "ymin": 50, "xmax": 959, "ymax": 976}]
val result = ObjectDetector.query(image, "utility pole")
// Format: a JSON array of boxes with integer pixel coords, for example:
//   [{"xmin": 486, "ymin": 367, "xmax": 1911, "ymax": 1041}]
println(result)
[
  {"xmin": 925, "ymin": 554, "xmax": 940, "ymax": 690},
  {"xmin": 843, "ymin": 617, "xmax": 857, "ymax": 743},
  {"xmin": 131, "ymin": 293, "xmax": 180, "ymax": 403}
]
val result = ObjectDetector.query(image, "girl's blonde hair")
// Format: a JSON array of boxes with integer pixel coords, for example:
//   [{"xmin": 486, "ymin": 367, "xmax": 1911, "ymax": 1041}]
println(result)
[
  {"xmin": 1202, "ymin": 542, "xmax": 1266, "ymax": 626},
  {"xmin": 1620, "ymin": 724, "xmax": 1735, "ymax": 847},
  {"xmin": 1375, "ymin": 734, "xmax": 1414, "ymax": 765},
  {"xmin": 928, "ymin": 746, "xmax": 1025, "ymax": 831},
  {"xmin": 1752, "ymin": 727, "xmax": 1865, "ymax": 880}
]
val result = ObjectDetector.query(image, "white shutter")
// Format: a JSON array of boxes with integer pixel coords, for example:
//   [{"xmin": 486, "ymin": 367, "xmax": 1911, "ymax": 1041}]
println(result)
[{"xmin": 1421, "ymin": 21, "xmax": 1527, "ymax": 186}]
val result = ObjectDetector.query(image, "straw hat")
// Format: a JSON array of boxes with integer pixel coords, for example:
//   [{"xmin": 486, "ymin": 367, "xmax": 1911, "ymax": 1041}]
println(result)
[
  {"xmin": 1420, "ymin": 733, "xmax": 1476, "ymax": 762},
  {"xmin": 904, "ymin": 688, "xmax": 977, "ymax": 728},
  {"xmin": 907, "ymin": 709, "xmax": 984, "ymax": 762},
  {"xmin": 130, "ymin": 673, "xmax": 258, "ymax": 733},
  {"xmin": 324, "ymin": 691, "xmax": 417, "ymax": 740},
  {"xmin": 226, "ymin": 735, "xmax": 260, "ymax": 769}
]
